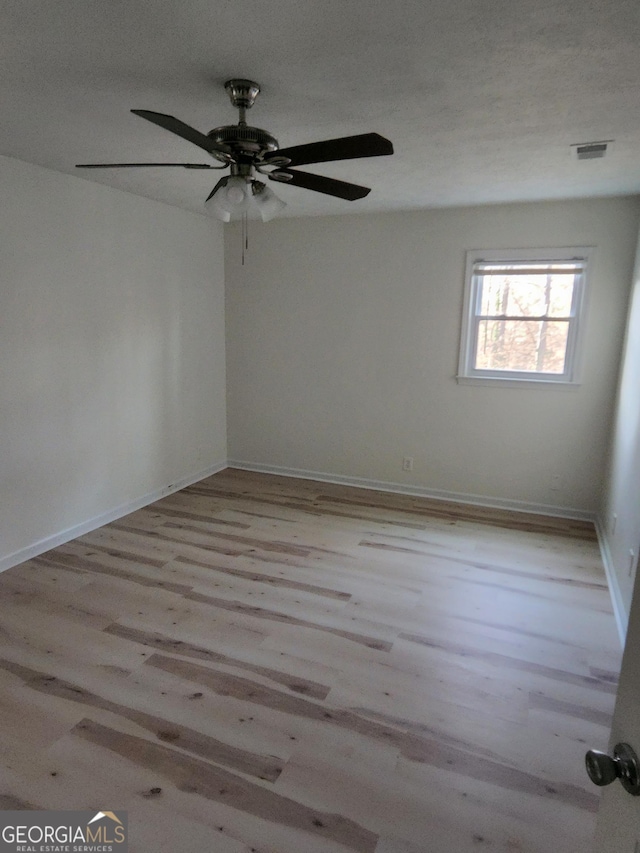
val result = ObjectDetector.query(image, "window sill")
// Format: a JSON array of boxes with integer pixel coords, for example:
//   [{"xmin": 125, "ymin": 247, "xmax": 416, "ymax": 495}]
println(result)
[{"xmin": 456, "ymin": 375, "xmax": 581, "ymax": 389}]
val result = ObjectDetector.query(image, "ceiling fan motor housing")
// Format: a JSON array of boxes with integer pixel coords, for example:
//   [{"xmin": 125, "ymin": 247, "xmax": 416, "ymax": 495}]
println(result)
[{"xmin": 207, "ymin": 125, "xmax": 279, "ymax": 159}]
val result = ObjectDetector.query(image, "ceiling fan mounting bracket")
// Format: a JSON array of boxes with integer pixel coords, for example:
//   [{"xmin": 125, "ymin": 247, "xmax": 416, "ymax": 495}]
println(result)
[{"xmin": 224, "ymin": 79, "xmax": 260, "ymax": 111}]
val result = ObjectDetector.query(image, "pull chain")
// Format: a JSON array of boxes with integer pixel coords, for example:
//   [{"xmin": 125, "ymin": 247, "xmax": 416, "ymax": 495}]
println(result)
[{"xmin": 241, "ymin": 212, "xmax": 249, "ymax": 265}]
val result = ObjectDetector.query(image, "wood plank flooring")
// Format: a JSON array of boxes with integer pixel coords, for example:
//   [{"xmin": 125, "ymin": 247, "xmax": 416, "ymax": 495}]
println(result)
[{"xmin": 0, "ymin": 469, "xmax": 622, "ymax": 852}]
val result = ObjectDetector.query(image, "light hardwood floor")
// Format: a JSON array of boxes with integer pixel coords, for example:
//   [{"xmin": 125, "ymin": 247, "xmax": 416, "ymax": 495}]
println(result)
[{"xmin": 0, "ymin": 469, "xmax": 622, "ymax": 852}]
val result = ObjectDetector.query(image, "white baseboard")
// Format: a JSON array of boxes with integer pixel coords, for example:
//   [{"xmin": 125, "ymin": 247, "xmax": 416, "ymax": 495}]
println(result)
[
  {"xmin": 594, "ymin": 516, "xmax": 628, "ymax": 646},
  {"xmin": 227, "ymin": 459, "xmax": 596, "ymax": 522},
  {"xmin": 0, "ymin": 460, "xmax": 227, "ymax": 575}
]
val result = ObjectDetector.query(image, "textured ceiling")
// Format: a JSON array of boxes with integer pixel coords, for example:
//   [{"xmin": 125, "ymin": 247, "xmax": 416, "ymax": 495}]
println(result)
[{"xmin": 2, "ymin": 0, "xmax": 640, "ymax": 218}]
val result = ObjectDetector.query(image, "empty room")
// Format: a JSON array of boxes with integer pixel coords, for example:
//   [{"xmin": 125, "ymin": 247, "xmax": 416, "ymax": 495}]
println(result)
[{"xmin": 1, "ymin": 2, "xmax": 640, "ymax": 853}]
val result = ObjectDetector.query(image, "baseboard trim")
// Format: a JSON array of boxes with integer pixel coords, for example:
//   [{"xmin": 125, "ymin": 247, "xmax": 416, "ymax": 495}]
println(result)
[
  {"xmin": 0, "ymin": 460, "xmax": 227, "ymax": 575},
  {"xmin": 227, "ymin": 460, "xmax": 595, "ymax": 522},
  {"xmin": 594, "ymin": 516, "xmax": 628, "ymax": 647}
]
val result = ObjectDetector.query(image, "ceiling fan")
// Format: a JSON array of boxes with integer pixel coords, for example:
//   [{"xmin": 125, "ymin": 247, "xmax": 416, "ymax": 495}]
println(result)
[{"xmin": 76, "ymin": 79, "xmax": 394, "ymax": 221}]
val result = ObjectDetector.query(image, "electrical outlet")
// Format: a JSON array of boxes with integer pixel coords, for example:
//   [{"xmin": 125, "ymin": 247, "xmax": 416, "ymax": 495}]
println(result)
[
  {"xmin": 402, "ymin": 457, "xmax": 414, "ymax": 472},
  {"xmin": 550, "ymin": 474, "xmax": 562, "ymax": 491},
  {"xmin": 611, "ymin": 513, "xmax": 618, "ymax": 535}
]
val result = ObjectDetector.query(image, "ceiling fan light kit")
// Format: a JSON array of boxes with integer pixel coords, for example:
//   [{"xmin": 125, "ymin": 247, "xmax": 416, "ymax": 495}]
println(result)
[{"xmin": 76, "ymin": 78, "xmax": 394, "ymax": 222}]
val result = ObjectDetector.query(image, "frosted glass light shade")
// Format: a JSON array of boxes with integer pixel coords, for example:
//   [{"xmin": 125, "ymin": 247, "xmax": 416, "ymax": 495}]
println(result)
[
  {"xmin": 205, "ymin": 175, "xmax": 252, "ymax": 221},
  {"xmin": 252, "ymin": 180, "xmax": 287, "ymax": 221}
]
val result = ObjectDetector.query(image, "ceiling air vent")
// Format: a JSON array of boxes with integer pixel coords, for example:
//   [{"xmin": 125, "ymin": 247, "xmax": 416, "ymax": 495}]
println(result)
[{"xmin": 572, "ymin": 140, "xmax": 612, "ymax": 160}]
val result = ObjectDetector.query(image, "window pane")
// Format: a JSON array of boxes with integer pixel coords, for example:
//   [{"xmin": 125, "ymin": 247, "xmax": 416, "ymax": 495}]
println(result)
[
  {"xmin": 478, "ymin": 273, "xmax": 576, "ymax": 318},
  {"xmin": 474, "ymin": 319, "xmax": 569, "ymax": 373},
  {"xmin": 547, "ymin": 275, "xmax": 575, "ymax": 317}
]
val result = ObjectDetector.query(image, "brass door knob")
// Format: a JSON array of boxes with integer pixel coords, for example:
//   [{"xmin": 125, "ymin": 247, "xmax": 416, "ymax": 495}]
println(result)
[{"xmin": 585, "ymin": 743, "xmax": 640, "ymax": 796}]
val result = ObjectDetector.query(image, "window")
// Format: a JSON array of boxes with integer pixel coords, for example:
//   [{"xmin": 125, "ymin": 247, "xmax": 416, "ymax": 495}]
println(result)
[{"xmin": 458, "ymin": 247, "xmax": 591, "ymax": 386}]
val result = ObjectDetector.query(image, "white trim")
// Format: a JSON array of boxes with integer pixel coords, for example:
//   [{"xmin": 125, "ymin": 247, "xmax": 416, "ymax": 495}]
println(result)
[
  {"xmin": 228, "ymin": 459, "xmax": 595, "ymax": 522},
  {"xmin": 456, "ymin": 375, "xmax": 581, "ymax": 389},
  {"xmin": 0, "ymin": 460, "xmax": 227, "ymax": 575},
  {"xmin": 595, "ymin": 515, "xmax": 629, "ymax": 647}
]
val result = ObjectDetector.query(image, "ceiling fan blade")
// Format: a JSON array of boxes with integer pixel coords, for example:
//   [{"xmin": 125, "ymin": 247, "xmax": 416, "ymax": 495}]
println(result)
[
  {"xmin": 131, "ymin": 110, "xmax": 232, "ymax": 158},
  {"xmin": 264, "ymin": 133, "xmax": 393, "ymax": 168},
  {"xmin": 270, "ymin": 169, "xmax": 370, "ymax": 200},
  {"xmin": 75, "ymin": 163, "xmax": 220, "ymax": 169}
]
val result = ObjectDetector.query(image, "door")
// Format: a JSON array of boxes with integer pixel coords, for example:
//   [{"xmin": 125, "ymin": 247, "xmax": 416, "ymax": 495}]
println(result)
[{"xmin": 592, "ymin": 575, "xmax": 640, "ymax": 852}]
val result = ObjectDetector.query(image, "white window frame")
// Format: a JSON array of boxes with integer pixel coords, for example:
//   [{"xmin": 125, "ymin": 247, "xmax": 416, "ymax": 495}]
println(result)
[{"xmin": 457, "ymin": 247, "xmax": 592, "ymax": 387}]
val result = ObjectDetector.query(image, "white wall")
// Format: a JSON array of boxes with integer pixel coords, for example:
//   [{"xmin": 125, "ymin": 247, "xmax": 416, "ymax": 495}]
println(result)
[
  {"xmin": 599, "ymin": 224, "xmax": 640, "ymax": 633},
  {"xmin": 226, "ymin": 197, "xmax": 640, "ymax": 516},
  {"xmin": 1, "ymin": 156, "xmax": 227, "ymax": 570}
]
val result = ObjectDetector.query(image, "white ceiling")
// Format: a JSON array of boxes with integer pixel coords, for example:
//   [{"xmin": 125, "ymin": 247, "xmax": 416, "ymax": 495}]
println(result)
[{"xmin": 3, "ymin": 0, "xmax": 640, "ymax": 219}]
